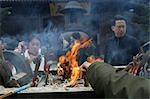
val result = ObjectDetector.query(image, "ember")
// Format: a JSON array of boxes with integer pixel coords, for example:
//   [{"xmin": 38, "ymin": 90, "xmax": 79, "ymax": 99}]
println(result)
[{"xmin": 57, "ymin": 38, "xmax": 92, "ymax": 87}]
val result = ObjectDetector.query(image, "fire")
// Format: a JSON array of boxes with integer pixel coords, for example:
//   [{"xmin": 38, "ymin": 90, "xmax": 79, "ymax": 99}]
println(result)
[{"xmin": 57, "ymin": 38, "xmax": 92, "ymax": 87}]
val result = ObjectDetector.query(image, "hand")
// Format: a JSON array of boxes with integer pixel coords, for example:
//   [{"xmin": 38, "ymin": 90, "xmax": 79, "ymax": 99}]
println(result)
[
  {"xmin": 14, "ymin": 41, "xmax": 27, "ymax": 53},
  {"xmin": 87, "ymin": 56, "xmax": 104, "ymax": 63},
  {"xmin": 80, "ymin": 61, "xmax": 91, "ymax": 72},
  {"xmin": 80, "ymin": 56, "xmax": 104, "ymax": 72}
]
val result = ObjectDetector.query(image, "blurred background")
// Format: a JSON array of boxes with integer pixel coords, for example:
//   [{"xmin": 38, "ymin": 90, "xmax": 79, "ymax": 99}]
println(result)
[{"xmin": 0, "ymin": 0, "xmax": 149, "ymax": 56}]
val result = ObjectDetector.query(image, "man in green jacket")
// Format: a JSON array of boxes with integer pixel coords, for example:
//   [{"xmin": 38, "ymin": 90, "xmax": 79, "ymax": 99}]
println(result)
[{"xmin": 81, "ymin": 61, "xmax": 150, "ymax": 98}]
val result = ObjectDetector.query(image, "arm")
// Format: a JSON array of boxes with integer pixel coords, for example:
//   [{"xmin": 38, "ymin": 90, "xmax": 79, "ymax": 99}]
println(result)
[{"xmin": 86, "ymin": 62, "xmax": 150, "ymax": 98}]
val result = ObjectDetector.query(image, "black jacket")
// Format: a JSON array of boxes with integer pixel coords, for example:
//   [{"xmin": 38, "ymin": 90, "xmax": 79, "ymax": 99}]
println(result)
[{"xmin": 104, "ymin": 35, "xmax": 140, "ymax": 66}]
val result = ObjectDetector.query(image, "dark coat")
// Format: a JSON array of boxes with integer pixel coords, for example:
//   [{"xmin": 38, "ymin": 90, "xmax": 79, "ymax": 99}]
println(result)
[
  {"xmin": 104, "ymin": 34, "xmax": 140, "ymax": 66},
  {"xmin": 0, "ymin": 50, "xmax": 33, "ymax": 87},
  {"xmin": 0, "ymin": 61, "xmax": 12, "ymax": 87},
  {"xmin": 86, "ymin": 62, "xmax": 150, "ymax": 98}
]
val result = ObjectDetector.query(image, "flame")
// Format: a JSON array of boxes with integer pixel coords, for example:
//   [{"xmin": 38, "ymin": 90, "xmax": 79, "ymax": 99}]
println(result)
[{"xmin": 58, "ymin": 38, "xmax": 92, "ymax": 87}]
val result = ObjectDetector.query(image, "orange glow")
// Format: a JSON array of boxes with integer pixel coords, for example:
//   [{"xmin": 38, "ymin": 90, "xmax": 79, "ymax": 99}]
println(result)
[{"xmin": 57, "ymin": 38, "xmax": 92, "ymax": 87}]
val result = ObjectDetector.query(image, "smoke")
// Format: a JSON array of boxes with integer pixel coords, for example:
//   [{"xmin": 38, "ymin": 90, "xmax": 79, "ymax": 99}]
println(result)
[
  {"xmin": 39, "ymin": 21, "xmax": 62, "ymax": 50},
  {"xmin": 0, "ymin": 21, "xmax": 63, "ymax": 59},
  {"xmin": 21, "ymin": 21, "xmax": 62, "ymax": 56},
  {"xmin": 0, "ymin": 35, "xmax": 19, "ymax": 50},
  {"xmin": 0, "ymin": 0, "xmax": 149, "ymax": 59},
  {"xmin": 0, "ymin": 2, "xmax": 65, "ymax": 58}
]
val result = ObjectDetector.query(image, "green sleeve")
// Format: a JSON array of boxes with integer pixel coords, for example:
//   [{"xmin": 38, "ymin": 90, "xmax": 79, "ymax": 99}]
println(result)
[{"xmin": 86, "ymin": 62, "xmax": 150, "ymax": 98}]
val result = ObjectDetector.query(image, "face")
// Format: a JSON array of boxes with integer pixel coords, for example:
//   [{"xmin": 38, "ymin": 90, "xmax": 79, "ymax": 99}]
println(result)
[
  {"xmin": 28, "ymin": 38, "xmax": 40, "ymax": 55},
  {"xmin": 112, "ymin": 20, "xmax": 126, "ymax": 37}
]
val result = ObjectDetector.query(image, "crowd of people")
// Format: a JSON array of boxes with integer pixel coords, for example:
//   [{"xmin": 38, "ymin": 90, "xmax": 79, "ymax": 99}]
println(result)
[{"xmin": 0, "ymin": 15, "xmax": 149, "ymax": 98}]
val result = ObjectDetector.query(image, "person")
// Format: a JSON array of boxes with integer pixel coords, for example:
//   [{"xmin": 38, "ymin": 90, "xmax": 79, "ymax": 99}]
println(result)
[
  {"xmin": 13, "ymin": 35, "xmax": 46, "ymax": 86},
  {"xmin": 15, "ymin": 35, "xmax": 45, "ymax": 72},
  {"xmin": 14, "ymin": 41, "xmax": 27, "ymax": 54},
  {"xmin": 71, "ymin": 32, "xmax": 96, "ymax": 65},
  {"xmin": 104, "ymin": 15, "xmax": 140, "ymax": 66},
  {"xmin": 24, "ymin": 35, "xmax": 45, "ymax": 71},
  {"xmin": 0, "ymin": 36, "xmax": 44, "ymax": 87},
  {"xmin": 0, "ymin": 47, "xmax": 20, "ymax": 87},
  {"xmin": 80, "ymin": 57, "xmax": 150, "ymax": 98}
]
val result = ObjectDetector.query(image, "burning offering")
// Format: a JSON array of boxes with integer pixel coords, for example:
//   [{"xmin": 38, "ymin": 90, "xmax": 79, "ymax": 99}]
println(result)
[{"xmin": 57, "ymin": 38, "xmax": 92, "ymax": 87}]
